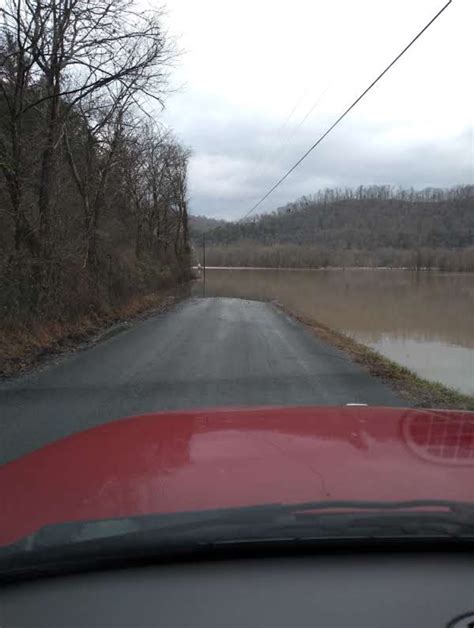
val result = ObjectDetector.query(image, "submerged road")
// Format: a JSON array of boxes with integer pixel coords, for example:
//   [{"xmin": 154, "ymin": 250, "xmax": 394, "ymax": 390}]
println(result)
[{"xmin": 0, "ymin": 297, "xmax": 403, "ymax": 463}]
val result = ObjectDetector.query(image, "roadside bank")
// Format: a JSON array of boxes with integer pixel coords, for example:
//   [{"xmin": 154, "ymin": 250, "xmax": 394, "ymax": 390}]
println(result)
[
  {"xmin": 279, "ymin": 305, "xmax": 474, "ymax": 411},
  {"xmin": 0, "ymin": 286, "xmax": 190, "ymax": 379}
]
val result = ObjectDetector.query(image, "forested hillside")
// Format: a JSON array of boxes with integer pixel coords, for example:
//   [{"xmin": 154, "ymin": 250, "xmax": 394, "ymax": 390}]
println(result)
[
  {"xmin": 0, "ymin": 0, "xmax": 191, "ymax": 332},
  {"xmin": 203, "ymin": 186, "xmax": 474, "ymax": 270},
  {"xmin": 189, "ymin": 215, "xmax": 227, "ymax": 236}
]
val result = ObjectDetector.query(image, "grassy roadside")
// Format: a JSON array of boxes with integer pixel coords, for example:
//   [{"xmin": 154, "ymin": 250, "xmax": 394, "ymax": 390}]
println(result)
[
  {"xmin": 278, "ymin": 305, "xmax": 474, "ymax": 411},
  {"xmin": 0, "ymin": 286, "xmax": 190, "ymax": 379}
]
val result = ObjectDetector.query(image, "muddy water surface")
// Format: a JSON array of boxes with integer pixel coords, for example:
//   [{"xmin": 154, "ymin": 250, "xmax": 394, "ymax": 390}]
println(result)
[{"xmin": 192, "ymin": 268, "xmax": 474, "ymax": 395}]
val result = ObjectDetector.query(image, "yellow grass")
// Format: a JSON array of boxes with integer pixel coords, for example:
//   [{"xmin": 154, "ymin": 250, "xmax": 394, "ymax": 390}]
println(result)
[{"xmin": 0, "ymin": 292, "xmax": 177, "ymax": 377}]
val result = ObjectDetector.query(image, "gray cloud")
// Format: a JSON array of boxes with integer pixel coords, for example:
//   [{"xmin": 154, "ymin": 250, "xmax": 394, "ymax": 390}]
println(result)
[
  {"xmin": 160, "ymin": 0, "xmax": 473, "ymax": 220},
  {"xmin": 167, "ymin": 99, "xmax": 472, "ymax": 219}
]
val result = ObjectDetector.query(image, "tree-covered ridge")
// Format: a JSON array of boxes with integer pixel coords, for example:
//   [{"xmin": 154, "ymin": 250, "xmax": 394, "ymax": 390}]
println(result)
[
  {"xmin": 189, "ymin": 215, "xmax": 227, "ymax": 237},
  {"xmin": 206, "ymin": 186, "xmax": 474, "ymax": 250},
  {"xmin": 201, "ymin": 186, "xmax": 474, "ymax": 270}
]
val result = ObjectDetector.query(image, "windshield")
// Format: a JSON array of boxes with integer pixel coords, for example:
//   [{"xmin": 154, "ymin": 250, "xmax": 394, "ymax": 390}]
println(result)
[{"xmin": 0, "ymin": 0, "xmax": 473, "ymax": 578}]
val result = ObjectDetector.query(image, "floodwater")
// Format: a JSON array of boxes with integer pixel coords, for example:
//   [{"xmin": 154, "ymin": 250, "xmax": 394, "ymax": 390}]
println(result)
[{"xmin": 192, "ymin": 268, "xmax": 474, "ymax": 395}]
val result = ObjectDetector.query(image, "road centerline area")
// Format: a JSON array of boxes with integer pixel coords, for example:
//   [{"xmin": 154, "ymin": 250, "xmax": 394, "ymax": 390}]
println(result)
[{"xmin": 0, "ymin": 297, "xmax": 403, "ymax": 463}]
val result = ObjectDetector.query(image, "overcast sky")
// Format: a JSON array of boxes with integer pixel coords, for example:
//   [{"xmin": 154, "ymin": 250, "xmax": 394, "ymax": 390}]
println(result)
[{"xmin": 155, "ymin": 0, "xmax": 472, "ymax": 220}]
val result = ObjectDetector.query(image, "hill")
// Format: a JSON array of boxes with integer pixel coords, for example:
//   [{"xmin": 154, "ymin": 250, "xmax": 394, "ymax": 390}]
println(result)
[
  {"xmin": 200, "ymin": 186, "xmax": 474, "ymax": 270},
  {"xmin": 189, "ymin": 215, "xmax": 227, "ymax": 237}
]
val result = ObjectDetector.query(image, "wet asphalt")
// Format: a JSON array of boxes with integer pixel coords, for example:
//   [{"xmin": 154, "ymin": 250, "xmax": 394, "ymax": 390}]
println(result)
[{"xmin": 0, "ymin": 297, "xmax": 404, "ymax": 463}]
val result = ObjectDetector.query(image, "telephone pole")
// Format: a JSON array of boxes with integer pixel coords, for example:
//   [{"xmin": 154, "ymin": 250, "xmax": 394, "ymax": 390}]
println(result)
[{"xmin": 202, "ymin": 234, "xmax": 206, "ymax": 297}]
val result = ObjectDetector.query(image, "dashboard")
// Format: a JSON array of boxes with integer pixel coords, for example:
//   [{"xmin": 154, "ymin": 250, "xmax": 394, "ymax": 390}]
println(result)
[{"xmin": 1, "ymin": 552, "xmax": 473, "ymax": 627}]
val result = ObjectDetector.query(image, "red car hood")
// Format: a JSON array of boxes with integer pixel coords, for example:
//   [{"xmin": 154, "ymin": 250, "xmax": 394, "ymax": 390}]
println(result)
[{"xmin": 1, "ymin": 406, "xmax": 474, "ymax": 547}]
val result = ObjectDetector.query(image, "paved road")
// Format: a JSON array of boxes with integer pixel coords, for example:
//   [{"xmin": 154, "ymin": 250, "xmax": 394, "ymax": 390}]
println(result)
[{"xmin": 0, "ymin": 297, "xmax": 403, "ymax": 463}]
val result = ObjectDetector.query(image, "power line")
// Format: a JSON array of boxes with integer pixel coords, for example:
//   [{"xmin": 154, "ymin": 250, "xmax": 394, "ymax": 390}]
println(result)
[
  {"xmin": 275, "ymin": 87, "xmax": 311, "ymax": 137},
  {"xmin": 268, "ymin": 82, "xmax": 332, "ymax": 171},
  {"xmin": 233, "ymin": 85, "xmax": 316, "ymax": 210},
  {"xmin": 259, "ymin": 83, "xmax": 332, "ymax": 185},
  {"xmin": 240, "ymin": 0, "xmax": 453, "ymax": 222},
  {"xmin": 240, "ymin": 86, "xmax": 310, "ymax": 190},
  {"xmin": 291, "ymin": 83, "xmax": 331, "ymax": 135}
]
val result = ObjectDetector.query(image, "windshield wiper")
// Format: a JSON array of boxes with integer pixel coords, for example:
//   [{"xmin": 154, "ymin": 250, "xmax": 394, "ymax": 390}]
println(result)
[
  {"xmin": 4, "ymin": 499, "xmax": 474, "ymax": 550},
  {"xmin": 2, "ymin": 500, "xmax": 474, "ymax": 582}
]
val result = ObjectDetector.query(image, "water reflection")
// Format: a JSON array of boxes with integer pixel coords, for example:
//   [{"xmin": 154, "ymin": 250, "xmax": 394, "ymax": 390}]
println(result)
[
  {"xmin": 4, "ymin": 406, "xmax": 474, "ymax": 547},
  {"xmin": 358, "ymin": 336, "xmax": 474, "ymax": 394},
  {"xmin": 193, "ymin": 268, "xmax": 474, "ymax": 395}
]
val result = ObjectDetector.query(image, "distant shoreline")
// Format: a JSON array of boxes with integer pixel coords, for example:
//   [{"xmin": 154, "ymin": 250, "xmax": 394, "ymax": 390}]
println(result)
[{"xmin": 193, "ymin": 266, "xmax": 474, "ymax": 274}]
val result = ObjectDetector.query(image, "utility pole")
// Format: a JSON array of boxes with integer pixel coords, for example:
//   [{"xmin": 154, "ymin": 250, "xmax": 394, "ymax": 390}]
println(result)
[{"xmin": 202, "ymin": 233, "xmax": 206, "ymax": 297}]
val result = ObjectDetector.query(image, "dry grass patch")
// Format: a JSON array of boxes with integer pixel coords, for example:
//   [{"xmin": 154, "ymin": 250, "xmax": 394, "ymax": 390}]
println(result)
[{"xmin": 0, "ymin": 292, "xmax": 182, "ymax": 378}]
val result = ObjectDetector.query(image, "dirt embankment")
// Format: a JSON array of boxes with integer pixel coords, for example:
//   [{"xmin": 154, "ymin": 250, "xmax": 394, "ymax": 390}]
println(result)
[{"xmin": 0, "ymin": 287, "xmax": 190, "ymax": 379}]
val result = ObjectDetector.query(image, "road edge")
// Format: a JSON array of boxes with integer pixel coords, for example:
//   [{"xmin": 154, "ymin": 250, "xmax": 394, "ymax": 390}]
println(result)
[
  {"xmin": 276, "ymin": 303, "xmax": 474, "ymax": 411},
  {"xmin": 0, "ymin": 286, "xmax": 191, "ymax": 379}
]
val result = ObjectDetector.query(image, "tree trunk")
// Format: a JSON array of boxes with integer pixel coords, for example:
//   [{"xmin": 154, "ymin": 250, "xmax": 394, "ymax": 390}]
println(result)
[{"xmin": 38, "ymin": 91, "xmax": 60, "ymax": 254}]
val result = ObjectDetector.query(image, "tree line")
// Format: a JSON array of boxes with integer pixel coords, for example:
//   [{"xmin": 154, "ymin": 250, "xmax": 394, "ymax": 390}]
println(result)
[
  {"xmin": 205, "ymin": 243, "xmax": 474, "ymax": 272},
  {"xmin": 200, "ymin": 185, "xmax": 474, "ymax": 270},
  {"xmin": 0, "ymin": 0, "xmax": 191, "ymax": 326}
]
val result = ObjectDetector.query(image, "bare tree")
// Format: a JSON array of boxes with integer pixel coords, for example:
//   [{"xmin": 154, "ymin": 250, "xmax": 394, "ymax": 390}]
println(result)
[
  {"xmin": 0, "ymin": 0, "xmax": 191, "ymax": 326},
  {"xmin": 2, "ymin": 0, "xmax": 175, "ymax": 255},
  {"xmin": 0, "ymin": 2, "xmax": 43, "ymax": 254}
]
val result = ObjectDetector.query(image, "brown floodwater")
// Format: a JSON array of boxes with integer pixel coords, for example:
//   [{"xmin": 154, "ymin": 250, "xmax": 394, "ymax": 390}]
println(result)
[{"xmin": 192, "ymin": 268, "xmax": 474, "ymax": 395}]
